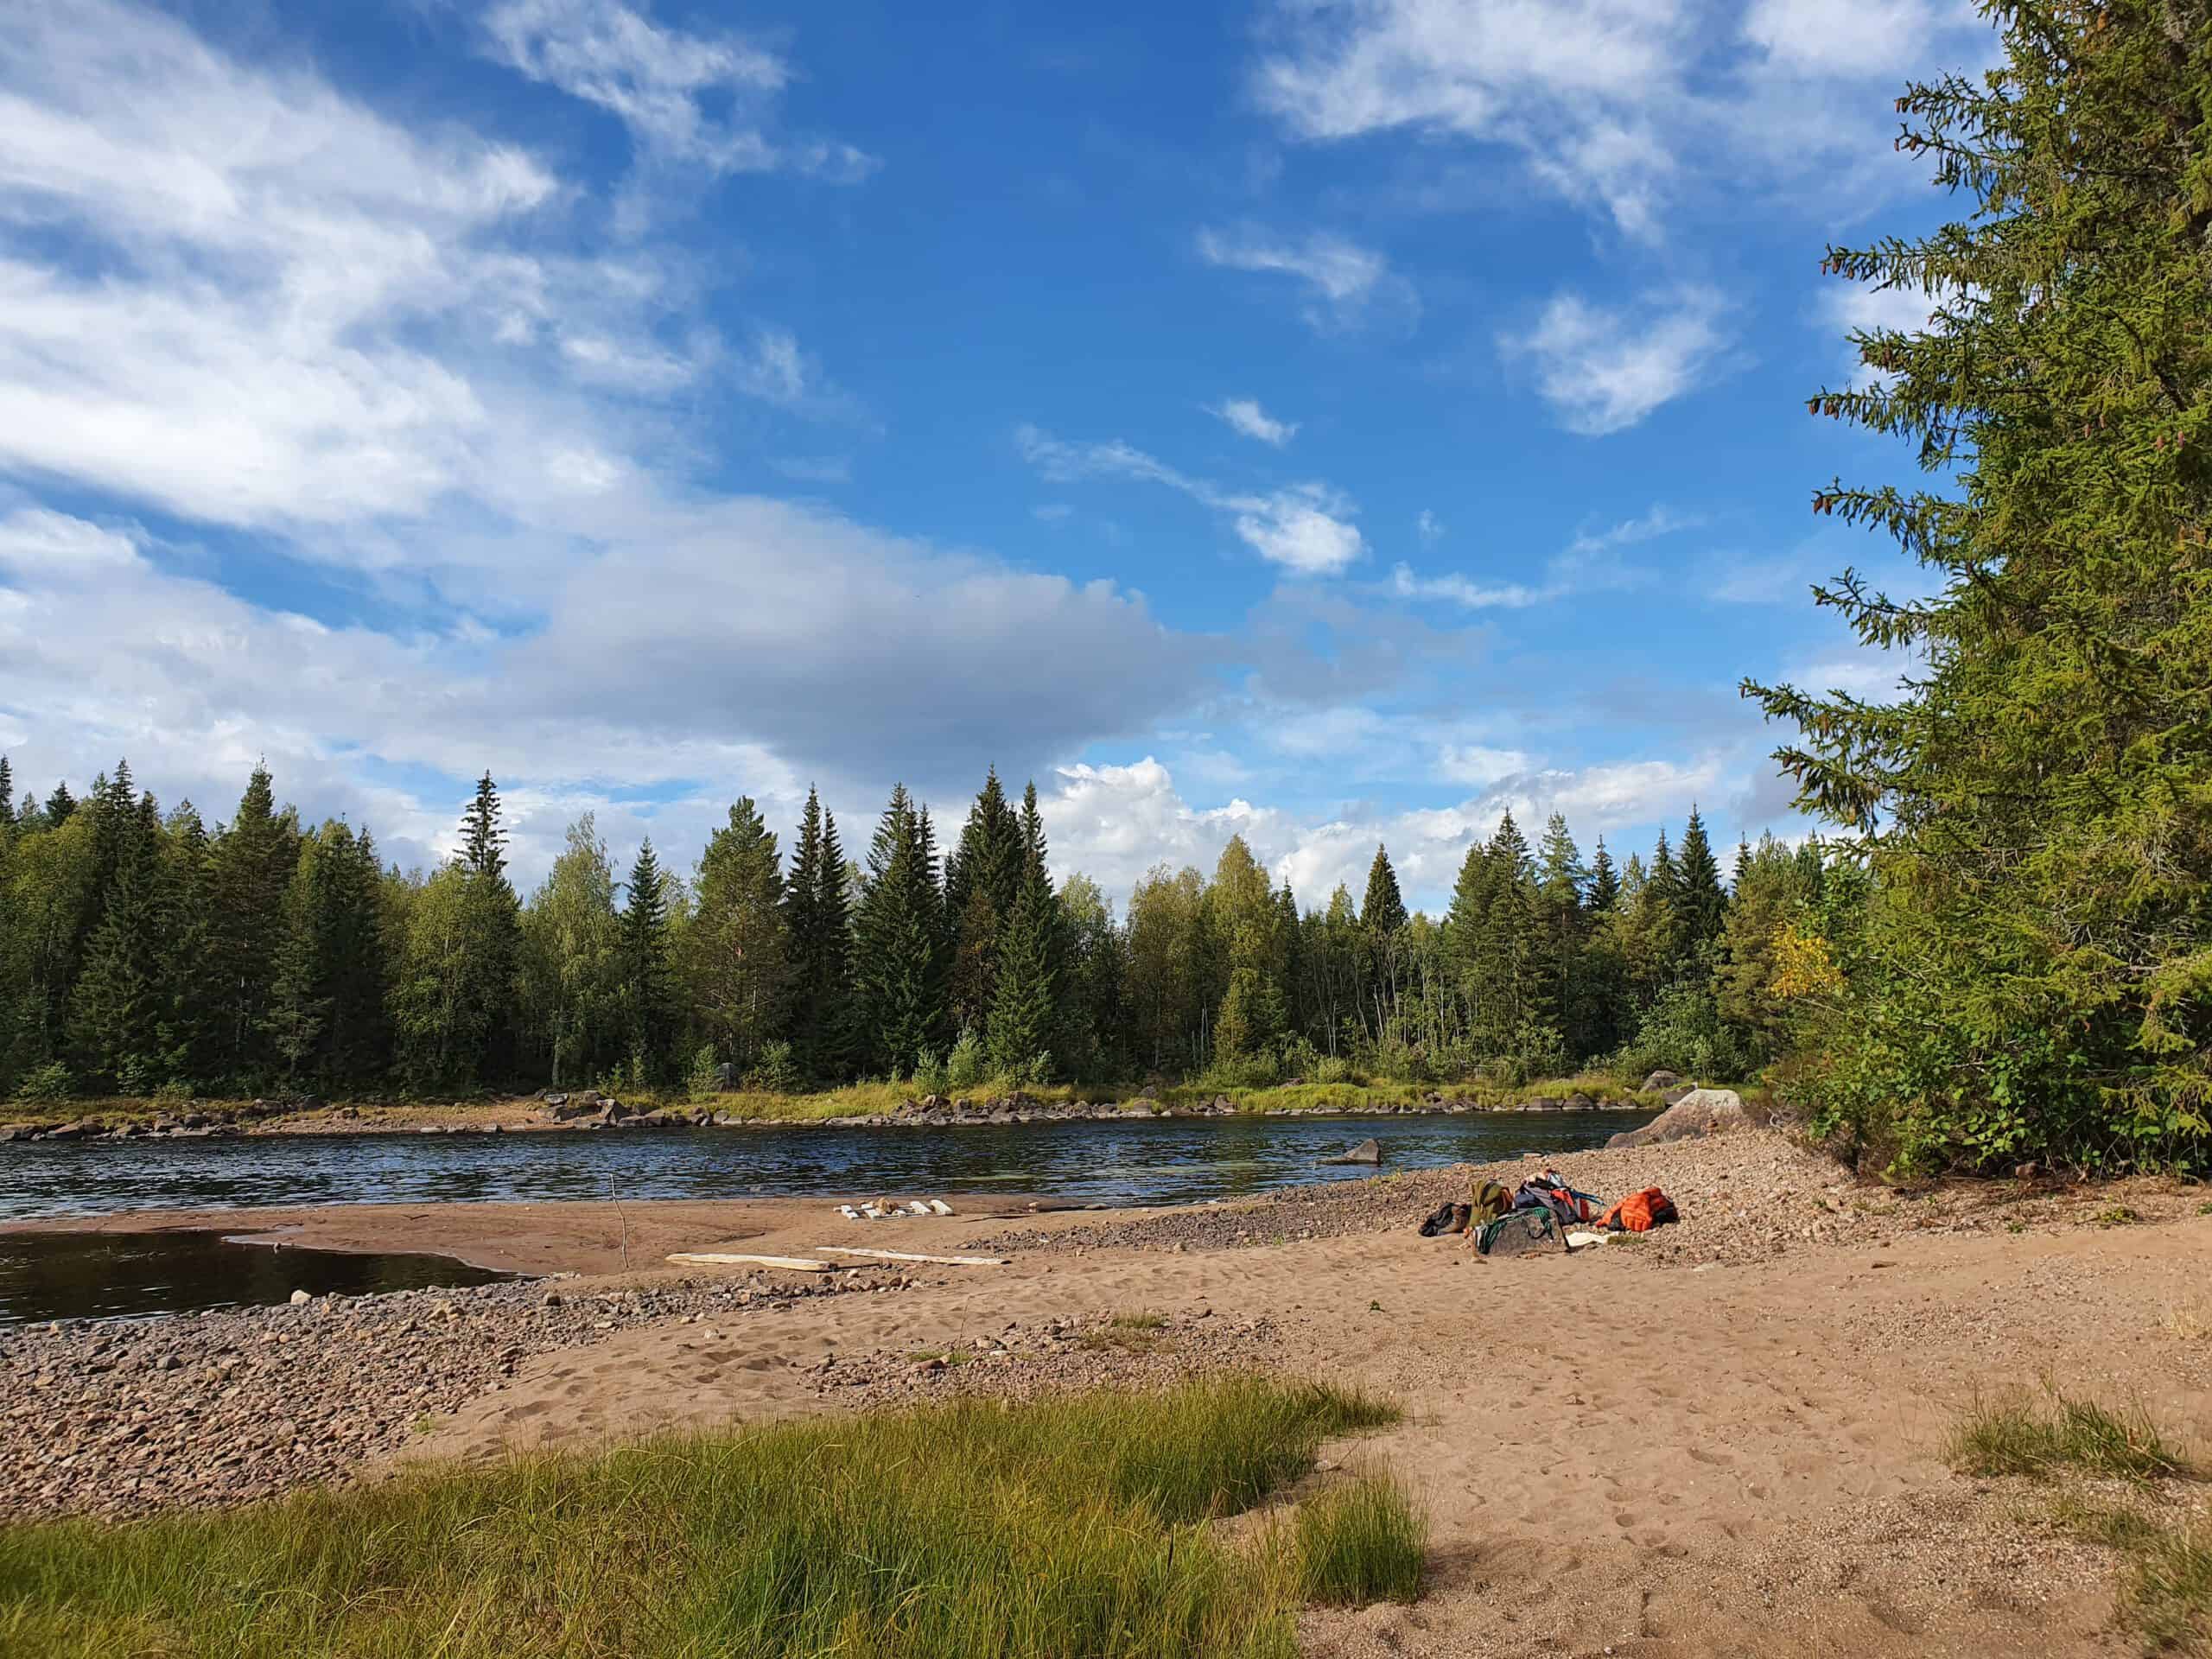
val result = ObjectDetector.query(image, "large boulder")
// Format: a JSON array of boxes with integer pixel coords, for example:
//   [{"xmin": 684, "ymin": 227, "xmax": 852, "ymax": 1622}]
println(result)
[
  {"xmin": 1320, "ymin": 1138, "xmax": 1382, "ymax": 1166},
  {"xmin": 1606, "ymin": 1088, "xmax": 1747, "ymax": 1150},
  {"xmin": 1641, "ymin": 1070, "xmax": 1683, "ymax": 1093}
]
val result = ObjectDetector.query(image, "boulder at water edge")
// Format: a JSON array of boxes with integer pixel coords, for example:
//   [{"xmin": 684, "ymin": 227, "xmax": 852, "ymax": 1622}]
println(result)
[
  {"xmin": 1320, "ymin": 1138, "xmax": 1382, "ymax": 1166},
  {"xmin": 1605, "ymin": 1088, "xmax": 1747, "ymax": 1150}
]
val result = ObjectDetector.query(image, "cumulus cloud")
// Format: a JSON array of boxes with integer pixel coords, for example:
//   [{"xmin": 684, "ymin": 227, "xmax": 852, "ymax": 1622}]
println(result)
[
  {"xmin": 1506, "ymin": 288, "xmax": 1732, "ymax": 435},
  {"xmin": 483, "ymin": 0, "xmax": 876, "ymax": 180},
  {"xmin": 1016, "ymin": 426, "xmax": 1367, "ymax": 576},
  {"xmin": 1039, "ymin": 752, "xmax": 1744, "ymax": 913},
  {"xmin": 1196, "ymin": 226, "xmax": 1416, "ymax": 331},
  {"xmin": 1210, "ymin": 397, "xmax": 1299, "ymax": 447}
]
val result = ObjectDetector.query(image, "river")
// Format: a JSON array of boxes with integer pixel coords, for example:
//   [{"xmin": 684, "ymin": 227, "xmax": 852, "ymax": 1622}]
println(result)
[{"xmin": 0, "ymin": 1110, "xmax": 1651, "ymax": 1222}]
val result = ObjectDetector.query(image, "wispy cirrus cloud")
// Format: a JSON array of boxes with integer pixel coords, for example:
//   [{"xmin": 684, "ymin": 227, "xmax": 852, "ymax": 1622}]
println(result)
[
  {"xmin": 1017, "ymin": 425, "xmax": 1365, "ymax": 575},
  {"xmin": 482, "ymin": 0, "xmax": 876, "ymax": 181},
  {"xmin": 1389, "ymin": 505, "xmax": 1694, "ymax": 610},
  {"xmin": 1195, "ymin": 225, "xmax": 1416, "ymax": 332}
]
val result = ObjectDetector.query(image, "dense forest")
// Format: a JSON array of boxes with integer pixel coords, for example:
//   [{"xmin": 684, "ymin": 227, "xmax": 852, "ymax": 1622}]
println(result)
[{"xmin": 0, "ymin": 754, "xmax": 1846, "ymax": 1103}]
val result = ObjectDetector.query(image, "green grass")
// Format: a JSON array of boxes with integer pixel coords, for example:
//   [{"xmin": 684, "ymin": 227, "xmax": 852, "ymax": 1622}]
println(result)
[
  {"xmin": 2051, "ymin": 1500, "xmax": 2212, "ymax": 1654},
  {"xmin": 1111, "ymin": 1311, "xmax": 1168, "ymax": 1330},
  {"xmin": 0, "ymin": 1379, "xmax": 1413, "ymax": 1659},
  {"xmin": 1949, "ymin": 1390, "xmax": 2193, "ymax": 1483},
  {"xmin": 1275, "ymin": 1476, "xmax": 1427, "ymax": 1606}
]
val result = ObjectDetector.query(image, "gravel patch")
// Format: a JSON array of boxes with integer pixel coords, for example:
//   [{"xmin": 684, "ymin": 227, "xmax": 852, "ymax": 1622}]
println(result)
[{"xmin": 0, "ymin": 1270, "xmax": 911, "ymax": 1521}]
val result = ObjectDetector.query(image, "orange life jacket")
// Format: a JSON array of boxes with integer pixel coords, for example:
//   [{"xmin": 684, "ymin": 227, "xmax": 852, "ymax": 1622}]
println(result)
[{"xmin": 1599, "ymin": 1187, "xmax": 1679, "ymax": 1232}]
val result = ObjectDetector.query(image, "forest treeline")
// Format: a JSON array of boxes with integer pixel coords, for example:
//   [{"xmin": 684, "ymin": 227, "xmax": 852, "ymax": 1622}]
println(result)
[{"xmin": 0, "ymin": 754, "xmax": 1850, "ymax": 1103}]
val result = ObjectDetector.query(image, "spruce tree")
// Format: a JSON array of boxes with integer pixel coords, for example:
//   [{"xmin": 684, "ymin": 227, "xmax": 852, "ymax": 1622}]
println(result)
[
  {"xmin": 1746, "ymin": 0, "xmax": 2212, "ymax": 1170},
  {"xmin": 988, "ymin": 784, "xmax": 1061, "ymax": 1076},
  {"xmin": 202, "ymin": 764, "xmax": 300, "ymax": 1084},
  {"xmin": 686, "ymin": 798, "xmax": 791, "ymax": 1072},
  {"xmin": 783, "ymin": 787, "xmax": 854, "ymax": 1080},
  {"xmin": 1675, "ymin": 806, "xmax": 1727, "ymax": 953},
  {"xmin": 944, "ymin": 769, "xmax": 1023, "ymax": 1033},
  {"xmin": 1587, "ymin": 838, "xmax": 1621, "ymax": 913},
  {"xmin": 158, "ymin": 802, "xmax": 217, "ymax": 1084},
  {"xmin": 1360, "ymin": 845, "xmax": 1408, "ymax": 934},
  {"xmin": 620, "ymin": 839, "xmax": 677, "ymax": 1079},
  {"xmin": 0, "ymin": 754, "xmax": 12, "ymax": 828},
  {"xmin": 461, "ymin": 772, "xmax": 507, "ymax": 880},
  {"xmin": 69, "ymin": 791, "xmax": 168, "ymax": 1090},
  {"xmin": 854, "ymin": 785, "xmax": 946, "ymax": 1076},
  {"xmin": 43, "ymin": 782, "xmax": 74, "ymax": 824}
]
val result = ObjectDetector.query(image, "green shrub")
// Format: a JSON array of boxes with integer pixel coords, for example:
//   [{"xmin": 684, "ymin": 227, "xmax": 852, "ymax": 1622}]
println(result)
[
  {"xmin": 10, "ymin": 1061, "xmax": 71, "ymax": 1103},
  {"xmin": 911, "ymin": 1045, "xmax": 949, "ymax": 1095},
  {"xmin": 685, "ymin": 1044, "xmax": 721, "ymax": 1102},
  {"xmin": 748, "ymin": 1040, "xmax": 802, "ymax": 1096},
  {"xmin": 946, "ymin": 1027, "xmax": 988, "ymax": 1090}
]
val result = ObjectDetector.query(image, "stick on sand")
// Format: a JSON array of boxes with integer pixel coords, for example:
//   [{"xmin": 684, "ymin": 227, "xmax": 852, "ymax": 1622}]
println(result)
[
  {"xmin": 811, "ymin": 1246, "xmax": 1009, "ymax": 1267},
  {"xmin": 665, "ymin": 1252, "xmax": 833, "ymax": 1272}
]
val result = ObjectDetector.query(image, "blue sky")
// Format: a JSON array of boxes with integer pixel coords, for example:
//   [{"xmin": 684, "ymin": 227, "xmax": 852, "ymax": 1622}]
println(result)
[{"xmin": 0, "ymin": 0, "xmax": 1983, "ymax": 910}]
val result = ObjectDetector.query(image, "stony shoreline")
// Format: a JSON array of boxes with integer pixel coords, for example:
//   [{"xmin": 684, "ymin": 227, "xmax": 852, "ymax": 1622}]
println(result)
[
  {"xmin": 0, "ymin": 1268, "xmax": 918, "ymax": 1521},
  {"xmin": 0, "ymin": 1085, "xmax": 1658, "ymax": 1143}
]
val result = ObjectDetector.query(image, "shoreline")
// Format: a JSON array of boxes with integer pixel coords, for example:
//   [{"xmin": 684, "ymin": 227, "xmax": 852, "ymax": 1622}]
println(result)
[{"xmin": 0, "ymin": 1081, "xmax": 1675, "ymax": 1144}]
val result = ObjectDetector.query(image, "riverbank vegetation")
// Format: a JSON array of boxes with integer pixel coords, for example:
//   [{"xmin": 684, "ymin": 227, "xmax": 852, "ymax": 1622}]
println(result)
[
  {"xmin": 0, "ymin": 1378, "xmax": 1415, "ymax": 1659},
  {"xmin": 0, "ymin": 755, "xmax": 1796, "ymax": 1116}
]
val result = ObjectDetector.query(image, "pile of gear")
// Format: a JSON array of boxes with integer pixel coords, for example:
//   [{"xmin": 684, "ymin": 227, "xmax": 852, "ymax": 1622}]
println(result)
[{"xmin": 1416, "ymin": 1168, "xmax": 1678, "ymax": 1255}]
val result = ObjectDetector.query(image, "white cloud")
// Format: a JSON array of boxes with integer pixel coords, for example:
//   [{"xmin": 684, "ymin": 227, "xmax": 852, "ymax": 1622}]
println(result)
[
  {"xmin": 1248, "ymin": 0, "xmax": 1995, "ymax": 238},
  {"xmin": 1040, "ymin": 752, "xmax": 1739, "ymax": 913},
  {"xmin": 1016, "ymin": 426, "xmax": 1367, "ymax": 576},
  {"xmin": 1743, "ymin": 0, "xmax": 1947, "ymax": 78},
  {"xmin": 1195, "ymin": 226, "xmax": 1414, "ymax": 330},
  {"xmin": 1416, "ymin": 509, "xmax": 1444, "ymax": 544},
  {"xmin": 1389, "ymin": 505, "xmax": 1690, "ymax": 610},
  {"xmin": 483, "ymin": 0, "xmax": 876, "ymax": 181},
  {"xmin": 1507, "ymin": 287, "xmax": 1732, "ymax": 435},
  {"xmin": 1211, "ymin": 397, "xmax": 1299, "ymax": 447}
]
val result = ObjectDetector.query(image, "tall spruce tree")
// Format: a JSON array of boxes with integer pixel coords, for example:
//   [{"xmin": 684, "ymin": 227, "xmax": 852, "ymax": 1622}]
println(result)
[
  {"xmin": 202, "ymin": 765, "xmax": 300, "ymax": 1084},
  {"xmin": 783, "ymin": 787, "xmax": 854, "ymax": 1080},
  {"xmin": 943, "ymin": 769, "xmax": 1023, "ymax": 1033},
  {"xmin": 1360, "ymin": 845, "xmax": 1408, "ymax": 934},
  {"xmin": 1587, "ymin": 838, "xmax": 1621, "ymax": 913},
  {"xmin": 69, "ymin": 791, "xmax": 169, "ymax": 1090},
  {"xmin": 854, "ymin": 785, "xmax": 946, "ymax": 1075},
  {"xmin": 1747, "ymin": 0, "xmax": 2212, "ymax": 1170},
  {"xmin": 43, "ymin": 782, "xmax": 74, "ymax": 825},
  {"xmin": 0, "ymin": 755, "xmax": 12, "ymax": 829},
  {"xmin": 685, "ymin": 798, "xmax": 791, "ymax": 1073},
  {"xmin": 619, "ymin": 840, "xmax": 678, "ymax": 1079},
  {"xmin": 1675, "ymin": 806, "xmax": 1727, "ymax": 953},
  {"xmin": 988, "ymin": 783, "xmax": 1061, "ymax": 1074}
]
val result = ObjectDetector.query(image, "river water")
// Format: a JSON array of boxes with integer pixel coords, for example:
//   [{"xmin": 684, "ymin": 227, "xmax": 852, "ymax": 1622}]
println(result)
[{"xmin": 0, "ymin": 1111, "xmax": 1651, "ymax": 1223}]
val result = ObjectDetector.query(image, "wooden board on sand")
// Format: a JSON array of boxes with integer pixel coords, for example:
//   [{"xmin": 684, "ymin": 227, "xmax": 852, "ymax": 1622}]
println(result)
[
  {"xmin": 812, "ymin": 1246, "xmax": 1009, "ymax": 1268},
  {"xmin": 666, "ymin": 1252, "xmax": 832, "ymax": 1272}
]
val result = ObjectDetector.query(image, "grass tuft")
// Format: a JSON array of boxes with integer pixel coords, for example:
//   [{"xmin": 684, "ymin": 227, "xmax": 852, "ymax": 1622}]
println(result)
[
  {"xmin": 1950, "ymin": 1390, "xmax": 2193, "ymax": 1483},
  {"xmin": 0, "ymin": 1379, "xmax": 1408, "ymax": 1659},
  {"xmin": 1274, "ymin": 1477, "xmax": 1427, "ymax": 1607}
]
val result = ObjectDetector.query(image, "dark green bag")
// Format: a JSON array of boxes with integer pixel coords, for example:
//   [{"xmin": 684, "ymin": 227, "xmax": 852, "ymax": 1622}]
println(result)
[{"xmin": 1475, "ymin": 1207, "xmax": 1560, "ymax": 1257}]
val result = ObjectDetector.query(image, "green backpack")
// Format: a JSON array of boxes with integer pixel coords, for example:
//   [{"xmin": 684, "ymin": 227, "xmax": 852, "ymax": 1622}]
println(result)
[{"xmin": 1475, "ymin": 1207, "xmax": 1561, "ymax": 1257}]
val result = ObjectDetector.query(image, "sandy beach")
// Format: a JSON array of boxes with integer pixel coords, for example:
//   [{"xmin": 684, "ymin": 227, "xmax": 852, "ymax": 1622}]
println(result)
[{"xmin": 6, "ymin": 1128, "xmax": 2210, "ymax": 1657}]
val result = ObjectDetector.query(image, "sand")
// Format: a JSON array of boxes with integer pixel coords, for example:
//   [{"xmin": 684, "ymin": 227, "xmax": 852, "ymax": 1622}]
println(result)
[{"xmin": 9, "ymin": 1128, "xmax": 2211, "ymax": 1657}]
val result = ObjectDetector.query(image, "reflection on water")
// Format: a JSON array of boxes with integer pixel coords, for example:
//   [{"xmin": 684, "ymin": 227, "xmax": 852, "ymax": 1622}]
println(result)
[
  {"xmin": 0, "ymin": 1111, "xmax": 1649, "ymax": 1223},
  {"xmin": 0, "ymin": 1230, "xmax": 515, "ymax": 1326}
]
